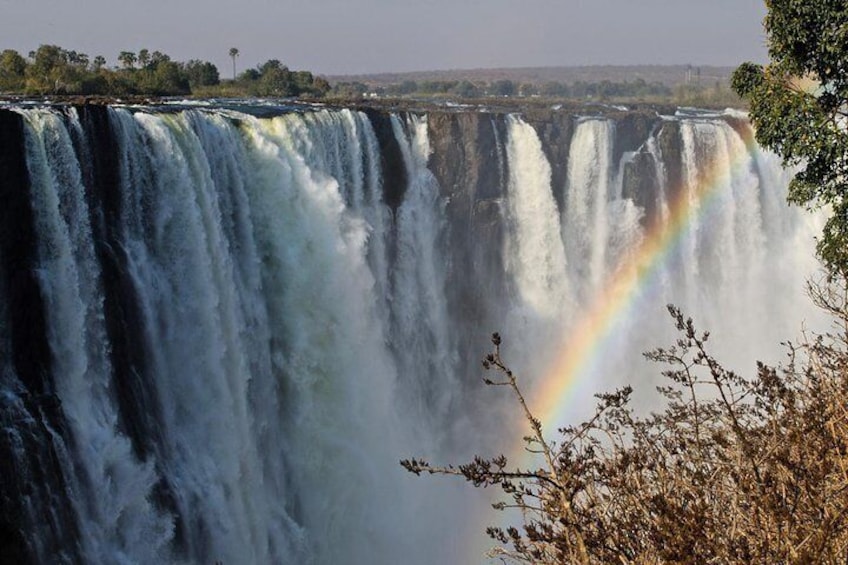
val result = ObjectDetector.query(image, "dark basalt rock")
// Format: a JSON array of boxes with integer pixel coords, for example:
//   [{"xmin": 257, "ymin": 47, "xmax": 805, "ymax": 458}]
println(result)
[
  {"xmin": 426, "ymin": 110, "xmax": 511, "ymax": 397},
  {"xmin": 0, "ymin": 108, "xmax": 82, "ymax": 565},
  {"xmin": 657, "ymin": 120, "xmax": 684, "ymax": 206},
  {"xmin": 611, "ymin": 110, "xmax": 662, "ymax": 164},
  {"xmin": 622, "ymin": 151, "xmax": 661, "ymax": 226},
  {"xmin": 362, "ymin": 108, "xmax": 408, "ymax": 211}
]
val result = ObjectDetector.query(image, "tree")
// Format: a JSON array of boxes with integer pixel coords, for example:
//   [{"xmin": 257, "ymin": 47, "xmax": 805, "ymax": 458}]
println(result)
[
  {"xmin": 184, "ymin": 60, "xmax": 220, "ymax": 88},
  {"xmin": 229, "ymin": 47, "xmax": 239, "ymax": 81},
  {"xmin": 118, "ymin": 51, "xmax": 137, "ymax": 70},
  {"xmin": 312, "ymin": 76, "xmax": 331, "ymax": 96},
  {"xmin": 0, "ymin": 49, "xmax": 27, "ymax": 91},
  {"xmin": 65, "ymin": 50, "xmax": 88, "ymax": 68},
  {"xmin": 452, "ymin": 80, "xmax": 480, "ymax": 98},
  {"xmin": 403, "ymin": 282, "xmax": 848, "ymax": 563},
  {"xmin": 489, "ymin": 79, "xmax": 517, "ymax": 97},
  {"xmin": 732, "ymin": 0, "xmax": 848, "ymax": 273},
  {"xmin": 149, "ymin": 51, "xmax": 170, "ymax": 66},
  {"xmin": 136, "ymin": 59, "xmax": 190, "ymax": 95},
  {"xmin": 255, "ymin": 59, "xmax": 295, "ymax": 96},
  {"xmin": 92, "ymin": 55, "xmax": 106, "ymax": 71},
  {"xmin": 540, "ymin": 81, "xmax": 569, "ymax": 98},
  {"xmin": 138, "ymin": 49, "xmax": 150, "ymax": 69},
  {"xmin": 26, "ymin": 44, "xmax": 71, "ymax": 93}
]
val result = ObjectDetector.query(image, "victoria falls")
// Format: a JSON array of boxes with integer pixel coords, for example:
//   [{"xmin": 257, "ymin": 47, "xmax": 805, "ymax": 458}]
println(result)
[{"xmin": 0, "ymin": 97, "xmax": 826, "ymax": 563}]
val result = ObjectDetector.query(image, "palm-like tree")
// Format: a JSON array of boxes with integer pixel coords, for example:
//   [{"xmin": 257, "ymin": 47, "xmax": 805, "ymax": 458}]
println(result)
[{"xmin": 229, "ymin": 47, "xmax": 239, "ymax": 80}]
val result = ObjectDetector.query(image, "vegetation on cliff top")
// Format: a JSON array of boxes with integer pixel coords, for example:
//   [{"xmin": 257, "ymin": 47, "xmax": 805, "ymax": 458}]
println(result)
[
  {"xmin": 0, "ymin": 45, "xmax": 331, "ymax": 98},
  {"xmin": 331, "ymin": 76, "xmax": 742, "ymax": 108},
  {"xmin": 0, "ymin": 44, "xmax": 740, "ymax": 107}
]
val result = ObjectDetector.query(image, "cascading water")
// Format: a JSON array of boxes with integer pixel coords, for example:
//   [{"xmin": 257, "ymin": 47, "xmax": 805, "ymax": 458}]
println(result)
[{"xmin": 0, "ymin": 102, "xmax": 823, "ymax": 564}]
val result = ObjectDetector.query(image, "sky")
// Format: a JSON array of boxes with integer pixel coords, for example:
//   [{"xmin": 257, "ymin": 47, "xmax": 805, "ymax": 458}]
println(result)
[{"xmin": 0, "ymin": 0, "xmax": 769, "ymax": 76}]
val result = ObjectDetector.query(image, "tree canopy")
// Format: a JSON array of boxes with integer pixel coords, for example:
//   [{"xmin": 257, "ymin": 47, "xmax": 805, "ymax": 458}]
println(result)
[
  {"xmin": 732, "ymin": 0, "xmax": 848, "ymax": 273},
  {"xmin": 0, "ymin": 44, "xmax": 330, "ymax": 99}
]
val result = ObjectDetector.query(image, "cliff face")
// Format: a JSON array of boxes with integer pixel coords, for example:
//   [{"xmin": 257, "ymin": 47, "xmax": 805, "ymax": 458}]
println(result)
[
  {"xmin": 0, "ymin": 109, "xmax": 80, "ymax": 565},
  {"xmin": 426, "ymin": 111, "xmax": 510, "ymax": 386},
  {"xmin": 423, "ymin": 107, "xmax": 677, "ymax": 395},
  {"xmin": 425, "ymin": 107, "xmax": 675, "ymax": 233}
]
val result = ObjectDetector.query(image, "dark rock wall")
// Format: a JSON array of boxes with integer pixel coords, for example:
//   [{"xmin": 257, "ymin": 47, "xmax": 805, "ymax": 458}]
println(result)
[
  {"xmin": 657, "ymin": 120, "xmax": 684, "ymax": 206},
  {"xmin": 426, "ymin": 111, "xmax": 511, "ymax": 395},
  {"xmin": 0, "ymin": 109, "xmax": 82, "ymax": 565},
  {"xmin": 362, "ymin": 108, "xmax": 408, "ymax": 211}
]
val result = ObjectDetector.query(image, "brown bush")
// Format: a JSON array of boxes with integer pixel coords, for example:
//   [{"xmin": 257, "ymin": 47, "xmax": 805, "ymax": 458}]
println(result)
[{"xmin": 402, "ymin": 276, "xmax": 848, "ymax": 564}]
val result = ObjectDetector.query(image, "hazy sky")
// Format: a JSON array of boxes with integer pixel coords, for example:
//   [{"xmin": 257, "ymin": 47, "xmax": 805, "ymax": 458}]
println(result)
[{"xmin": 1, "ymin": 0, "xmax": 768, "ymax": 76}]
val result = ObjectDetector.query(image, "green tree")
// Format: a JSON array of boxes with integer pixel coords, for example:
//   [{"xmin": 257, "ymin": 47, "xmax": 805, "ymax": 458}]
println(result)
[
  {"xmin": 256, "ymin": 59, "xmax": 294, "ymax": 96},
  {"xmin": 137, "ymin": 59, "xmax": 190, "ymax": 95},
  {"xmin": 118, "ymin": 51, "xmax": 137, "ymax": 70},
  {"xmin": 732, "ymin": 0, "xmax": 848, "ymax": 273},
  {"xmin": 452, "ymin": 80, "xmax": 480, "ymax": 98},
  {"xmin": 149, "ymin": 50, "xmax": 170, "ymax": 66},
  {"xmin": 395, "ymin": 79, "xmax": 418, "ymax": 95},
  {"xmin": 138, "ymin": 49, "xmax": 150, "ymax": 69},
  {"xmin": 65, "ymin": 50, "xmax": 88, "ymax": 68},
  {"xmin": 489, "ymin": 79, "xmax": 517, "ymax": 97},
  {"xmin": 26, "ymin": 44, "xmax": 71, "ymax": 93},
  {"xmin": 540, "ymin": 81, "xmax": 569, "ymax": 97},
  {"xmin": 184, "ymin": 59, "xmax": 220, "ymax": 88},
  {"xmin": 0, "ymin": 49, "xmax": 27, "ymax": 91}
]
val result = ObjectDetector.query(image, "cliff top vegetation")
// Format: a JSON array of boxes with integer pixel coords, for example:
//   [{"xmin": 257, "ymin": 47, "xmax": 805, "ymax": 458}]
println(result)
[
  {"xmin": 0, "ymin": 44, "xmax": 331, "ymax": 98},
  {"xmin": 0, "ymin": 45, "xmax": 741, "ymax": 108},
  {"xmin": 327, "ymin": 64, "xmax": 744, "ymax": 108}
]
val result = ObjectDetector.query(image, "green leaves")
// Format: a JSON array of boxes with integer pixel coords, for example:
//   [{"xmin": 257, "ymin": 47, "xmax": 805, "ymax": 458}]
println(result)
[
  {"xmin": 730, "ymin": 62, "xmax": 764, "ymax": 97},
  {"xmin": 734, "ymin": 0, "xmax": 848, "ymax": 273}
]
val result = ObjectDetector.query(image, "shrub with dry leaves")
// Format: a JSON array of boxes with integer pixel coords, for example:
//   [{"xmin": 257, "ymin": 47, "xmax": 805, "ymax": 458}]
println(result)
[{"xmin": 403, "ymin": 277, "xmax": 848, "ymax": 564}]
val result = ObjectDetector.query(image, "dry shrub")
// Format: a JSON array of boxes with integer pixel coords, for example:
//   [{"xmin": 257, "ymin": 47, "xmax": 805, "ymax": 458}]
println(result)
[{"xmin": 403, "ymin": 276, "xmax": 848, "ymax": 564}]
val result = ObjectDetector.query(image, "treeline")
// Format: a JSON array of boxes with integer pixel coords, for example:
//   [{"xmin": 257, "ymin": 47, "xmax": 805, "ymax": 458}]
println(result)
[
  {"xmin": 333, "ymin": 77, "xmax": 672, "ymax": 99},
  {"xmin": 0, "ymin": 44, "xmax": 330, "ymax": 98},
  {"xmin": 332, "ymin": 76, "xmax": 742, "ymax": 106}
]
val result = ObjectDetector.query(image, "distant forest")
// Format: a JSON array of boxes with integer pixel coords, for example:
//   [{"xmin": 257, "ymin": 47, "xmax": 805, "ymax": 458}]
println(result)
[
  {"xmin": 331, "ymin": 64, "xmax": 743, "ymax": 106},
  {"xmin": 0, "ymin": 45, "xmax": 331, "ymax": 98},
  {"xmin": 0, "ymin": 45, "xmax": 742, "ymax": 106}
]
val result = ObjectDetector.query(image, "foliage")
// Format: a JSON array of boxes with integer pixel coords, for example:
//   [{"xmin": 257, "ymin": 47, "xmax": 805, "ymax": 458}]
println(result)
[
  {"xmin": 0, "ymin": 44, "xmax": 330, "ymax": 99},
  {"xmin": 350, "ymin": 75, "xmax": 738, "ymax": 106},
  {"xmin": 403, "ymin": 277, "xmax": 848, "ymax": 564},
  {"xmin": 233, "ymin": 59, "xmax": 330, "ymax": 98},
  {"xmin": 0, "ymin": 49, "xmax": 26, "ymax": 91},
  {"xmin": 732, "ymin": 0, "xmax": 848, "ymax": 273},
  {"xmin": 184, "ymin": 59, "xmax": 220, "ymax": 88}
]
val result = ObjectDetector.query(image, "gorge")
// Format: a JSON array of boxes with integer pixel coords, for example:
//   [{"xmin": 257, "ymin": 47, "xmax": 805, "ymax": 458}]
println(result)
[{"xmin": 0, "ymin": 100, "xmax": 823, "ymax": 564}]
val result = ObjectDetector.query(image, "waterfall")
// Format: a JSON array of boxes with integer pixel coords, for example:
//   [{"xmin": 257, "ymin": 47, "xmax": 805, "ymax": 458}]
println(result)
[
  {"xmin": 503, "ymin": 114, "xmax": 570, "ymax": 319},
  {"xmin": 0, "ymin": 103, "xmax": 823, "ymax": 564}
]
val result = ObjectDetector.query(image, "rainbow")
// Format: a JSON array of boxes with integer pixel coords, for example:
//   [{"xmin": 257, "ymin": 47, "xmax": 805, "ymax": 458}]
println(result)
[{"xmin": 528, "ymin": 115, "xmax": 759, "ymax": 438}]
